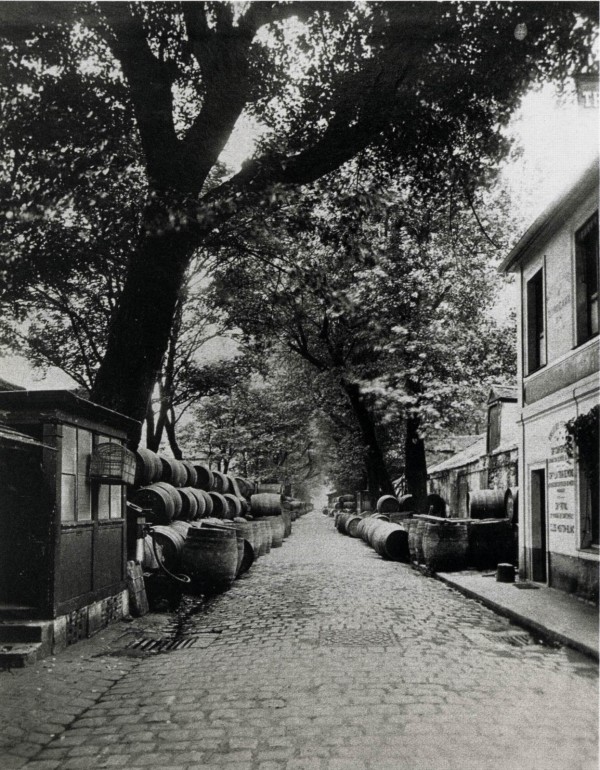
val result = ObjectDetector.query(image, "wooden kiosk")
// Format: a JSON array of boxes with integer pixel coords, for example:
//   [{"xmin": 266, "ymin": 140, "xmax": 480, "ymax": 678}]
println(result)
[{"xmin": 0, "ymin": 390, "xmax": 139, "ymax": 652}]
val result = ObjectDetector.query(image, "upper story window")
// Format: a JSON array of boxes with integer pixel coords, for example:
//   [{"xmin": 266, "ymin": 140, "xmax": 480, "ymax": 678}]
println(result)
[
  {"xmin": 526, "ymin": 268, "xmax": 546, "ymax": 374},
  {"xmin": 575, "ymin": 211, "xmax": 599, "ymax": 346},
  {"xmin": 487, "ymin": 403, "xmax": 500, "ymax": 453}
]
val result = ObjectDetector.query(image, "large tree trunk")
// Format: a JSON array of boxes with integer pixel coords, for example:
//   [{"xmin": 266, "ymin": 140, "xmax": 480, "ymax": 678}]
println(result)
[
  {"xmin": 342, "ymin": 381, "xmax": 394, "ymax": 496},
  {"xmin": 91, "ymin": 210, "xmax": 194, "ymax": 445},
  {"xmin": 405, "ymin": 414, "xmax": 428, "ymax": 513}
]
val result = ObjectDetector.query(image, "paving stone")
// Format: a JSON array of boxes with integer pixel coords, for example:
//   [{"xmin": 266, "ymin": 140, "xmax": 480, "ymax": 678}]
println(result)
[{"xmin": 0, "ymin": 513, "xmax": 597, "ymax": 770}]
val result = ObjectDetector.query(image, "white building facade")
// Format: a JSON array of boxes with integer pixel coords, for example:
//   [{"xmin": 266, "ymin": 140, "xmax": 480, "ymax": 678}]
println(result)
[{"xmin": 500, "ymin": 160, "xmax": 599, "ymax": 603}]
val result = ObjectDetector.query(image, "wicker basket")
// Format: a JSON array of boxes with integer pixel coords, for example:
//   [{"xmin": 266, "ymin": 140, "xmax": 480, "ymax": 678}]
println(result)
[{"xmin": 89, "ymin": 443, "xmax": 136, "ymax": 485}]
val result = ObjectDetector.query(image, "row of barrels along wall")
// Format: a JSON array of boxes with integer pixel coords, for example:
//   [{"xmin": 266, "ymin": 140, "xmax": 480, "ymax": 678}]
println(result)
[
  {"xmin": 327, "ymin": 489, "xmax": 517, "ymax": 572},
  {"xmin": 130, "ymin": 447, "xmax": 312, "ymax": 594}
]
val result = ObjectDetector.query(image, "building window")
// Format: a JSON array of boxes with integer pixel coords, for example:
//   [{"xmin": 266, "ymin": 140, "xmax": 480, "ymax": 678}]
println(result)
[
  {"xmin": 526, "ymin": 268, "xmax": 546, "ymax": 373},
  {"xmin": 575, "ymin": 212, "xmax": 599, "ymax": 345},
  {"xmin": 61, "ymin": 425, "xmax": 92, "ymax": 522},
  {"xmin": 487, "ymin": 403, "xmax": 500, "ymax": 453},
  {"xmin": 580, "ymin": 464, "xmax": 599, "ymax": 549}
]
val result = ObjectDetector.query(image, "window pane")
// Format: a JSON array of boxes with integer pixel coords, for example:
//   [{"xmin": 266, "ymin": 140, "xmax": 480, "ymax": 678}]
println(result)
[
  {"xmin": 61, "ymin": 475, "xmax": 76, "ymax": 521},
  {"xmin": 110, "ymin": 486, "xmax": 123, "ymax": 519},
  {"xmin": 62, "ymin": 426, "xmax": 77, "ymax": 474},
  {"xmin": 98, "ymin": 484, "xmax": 111, "ymax": 519}
]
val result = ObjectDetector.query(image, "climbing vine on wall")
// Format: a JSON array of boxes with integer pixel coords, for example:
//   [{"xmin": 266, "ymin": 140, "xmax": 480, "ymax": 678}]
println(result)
[{"xmin": 566, "ymin": 405, "xmax": 599, "ymax": 489}]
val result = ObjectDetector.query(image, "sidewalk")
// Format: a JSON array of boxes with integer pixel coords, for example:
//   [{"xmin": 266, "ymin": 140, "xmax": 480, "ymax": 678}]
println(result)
[{"xmin": 435, "ymin": 569, "xmax": 599, "ymax": 661}]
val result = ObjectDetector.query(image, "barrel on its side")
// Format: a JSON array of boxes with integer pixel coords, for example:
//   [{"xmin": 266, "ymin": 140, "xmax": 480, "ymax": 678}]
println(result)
[
  {"xmin": 345, "ymin": 515, "xmax": 362, "ymax": 538},
  {"xmin": 426, "ymin": 494, "xmax": 447, "ymax": 518},
  {"xmin": 134, "ymin": 448, "xmax": 163, "ymax": 487},
  {"xmin": 223, "ymin": 493, "xmax": 242, "ymax": 519},
  {"xmin": 208, "ymin": 491, "xmax": 229, "ymax": 519},
  {"xmin": 159, "ymin": 456, "xmax": 187, "ymax": 488},
  {"xmin": 188, "ymin": 488, "xmax": 207, "ymax": 519},
  {"xmin": 251, "ymin": 493, "xmax": 282, "ymax": 518},
  {"xmin": 397, "ymin": 494, "xmax": 415, "ymax": 512},
  {"xmin": 193, "ymin": 464, "xmax": 214, "ymax": 492},
  {"xmin": 175, "ymin": 487, "xmax": 199, "ymax": 521},
  {"xmin": 468, "ymin": 489, "xmax": 505, "ymax": 519},
  {"xmin": 370, "ymin": 521, "xmax": 409, "ymax": 561},
  {"xmin": 181, "ymin": 461, "xmax": 198, "ymax": 487},
  {"xmin": 376, "ymin": 495, "xmax": 400, "ymax": 513},
  {"xmin": 150, "ymin": 523, "xmax": 188, "ymax": 572},
  {"xmin": 504, "ymin": 487, "xmax": 519, "ymax": 524},
  {"xmin": 130, "ymin": 482, "xmax": 181, "ymax": 524}
]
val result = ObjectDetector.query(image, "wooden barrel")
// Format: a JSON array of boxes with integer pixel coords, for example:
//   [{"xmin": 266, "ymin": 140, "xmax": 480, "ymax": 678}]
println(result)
[
  {"xmin": 398, "ymin": 494, "xmax": 415, "ymax": 512},
  {"xmin": 223, "ymin": 493, "xmax": 242, "ymax": 519},
  {"xmin": 250, "ymin": 521, "xmax": 264, "ymax": 558},
  {"xmin": 193, "ymin": 463, "xmax": 214, "ymax": 491},
  {"xmin": 468, "ymin": 519, "xmax": 514, "ymax": 569},
  {"xmin": 142, "ymin": 534, "xmax": 163, "ymax": 570},
  {"xmin": 336, "ymin": 511, "xmax": 352, "ymax": 534},
  {"xmin": 174, "ymin": 487, "xmax": 199, "ymax": 521},
  {"xmin": 468, "ymin": 489, "xmax": 505, "ymax": 519},
  {"xmin": 182, "ymin": 526, "xmax": 238, "ymax": 591},
  {"xmin": 426, "ymin": 494, "xmax": 447, "ymax": 517},
  {"xmin": 150, "ymin": 523, "xmax": 188, "ymax": 571},
  {"xmin": 130, "ymin": 482, "xmax": 181, "ymax": 524},
  {"xmin": 134, "ymin": 448, "xmax": 162, "ymax": 487},
  {"xmin": 408, "ymin": 518, "xmax": 428, "ymax": 564},
  {"xmin": 208, "ymin": 491, "xmax": 229, "ymax": 519},
  {"xmin": 339, "ymin": 494, "xmax": 355, "ymax": 503},
  {"xmin": 504, "ymin": 487, "xmax": 519, "ymax": 524},
  {"xmin": 257, "ymin": 482, "xmax": 283, "ymax": 495},
  {"xmin": 370, "ymin": 521, "xmax": 409, "ymax": 561},
  {"xmin": 211, "ymin": 471, "xmax": 225, "ymax": 492},
  {"xmin": 251, "ymin": 493, "xmax": 282, "ymax": 517},
  {"xmin": 212, "ymin": 470, "xmax": 233, "ymax": 493},
  {"xmin": 232, "ymin": 518, "xmax": 255, "ymax": 552},
  {"xmin": 342, "ymin": 502, "xmax": 356, "ymax": 511},
  {"xmin": 196, "ymin": 489, "xmax": 213, "ymax": 517},
  {"xmin": 181, "ymin": 460, "xmax": 198, "ymax": 487},
  {"xmin": 422, "ymin": 521, "xmax": 468, "ymax": 572},
  {"xmin": 281, "ymin": 510, "xmax": 292, "ymax": 538},
  {"xmin": 234, "ymin": 476, "xmax": 251, "ymax": 498},
  {"xmin": 188, "ymin": 488, "xmax": 207, "ymax": 519},
  {"xmin": 377, "ymin": 495, "xmax": 400, "ymax": 513},
  {"xmin": 239, "ymin": 498, "xmax": 250, "ymax": 517},
  {"xmin": 268, "ymin": 515, "xmax": 285, "ymax": 547},
  {"xmin": 159, "ymin": 456, "xmax": 187, "ymax": 488},
  {"xmin": 255, "ymin": 519, "xmax": 272, "ymax": 553},
  {"xmin": 345, "ymin": 515, "xmax": 362, "ymax": 538}
]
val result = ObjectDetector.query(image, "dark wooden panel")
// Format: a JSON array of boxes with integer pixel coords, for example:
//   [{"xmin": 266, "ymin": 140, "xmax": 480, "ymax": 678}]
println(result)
[
  {"xmin": 94, "ymin": 524, "xmax": 124, "ymax": 589},
  {"xmin": 525, "ymin": 342, "xmax": 599, "ymax": 405},
  {"xmin": 57, "ymin": 527, "xmax": 93, "ymax": 602},
  {"xmin": 0, "ymin": 445, "xmax": 52, "ymax": 609}
]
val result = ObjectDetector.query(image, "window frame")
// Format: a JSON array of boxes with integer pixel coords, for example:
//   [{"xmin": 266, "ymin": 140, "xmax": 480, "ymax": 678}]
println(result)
[
  {"xmin": 574, "ymin": 211, "xmax": 599, "ymax": 348},
  {"xmin": 525, "ymin": 266, "xmax": 547, "ymax": 375}
]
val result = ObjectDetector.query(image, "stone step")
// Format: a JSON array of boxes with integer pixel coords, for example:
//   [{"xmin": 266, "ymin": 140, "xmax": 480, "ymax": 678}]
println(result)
[
  {"xmin": 0, "ymin": 642, "xmax": 43, "ymax": 668},
  {"xmin": 0, "ymin": 622, "xmax": 50, "ymax": 643}
]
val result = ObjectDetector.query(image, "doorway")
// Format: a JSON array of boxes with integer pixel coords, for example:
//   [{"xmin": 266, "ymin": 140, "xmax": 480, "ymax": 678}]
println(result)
[{"xmin": 530, "ymin": 468, "xmax": 547, "ymax": 582}]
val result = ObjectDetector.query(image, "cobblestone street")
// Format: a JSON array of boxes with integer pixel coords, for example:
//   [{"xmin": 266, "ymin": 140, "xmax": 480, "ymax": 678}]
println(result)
[{"xmin": 1, "ymin": 511, "xmax": 597, "ymax": 770}]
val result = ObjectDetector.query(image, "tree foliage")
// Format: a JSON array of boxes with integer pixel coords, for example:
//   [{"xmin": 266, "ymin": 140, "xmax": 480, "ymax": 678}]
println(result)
[{"xmin": 0, "ymin": 1, "xmax": 594, "ymax": 435}]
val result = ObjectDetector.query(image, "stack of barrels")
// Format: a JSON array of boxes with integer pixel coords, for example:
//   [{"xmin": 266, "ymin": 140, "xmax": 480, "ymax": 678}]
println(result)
[
  {"xmin": 332, "ymin": 487, "xmax": 516, "ymax": 573},
  {"xmin": 334, "ymin": 494, "xmax": 411, "ymax": 563},
  {"xmin": 130, "ymin": 451, "xmax": 301, "ymax": 595}
]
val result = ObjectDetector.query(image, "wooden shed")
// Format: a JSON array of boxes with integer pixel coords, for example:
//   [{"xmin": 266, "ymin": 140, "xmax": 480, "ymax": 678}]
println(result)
[{"xmin": 0, "ymin": 390, "xmax": 139, "ymax": 630}]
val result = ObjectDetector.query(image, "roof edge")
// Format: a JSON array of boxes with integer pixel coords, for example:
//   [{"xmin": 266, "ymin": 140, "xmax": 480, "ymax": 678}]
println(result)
[{"xmin": 499, "ymin": 158, "xmax": 599, "ymax": 274}]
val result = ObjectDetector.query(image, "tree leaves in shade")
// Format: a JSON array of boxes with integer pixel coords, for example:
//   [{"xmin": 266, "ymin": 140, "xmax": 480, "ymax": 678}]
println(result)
[{"xmin": 0, "ymin": 2, "xmax": 594, "ymax": 434}]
